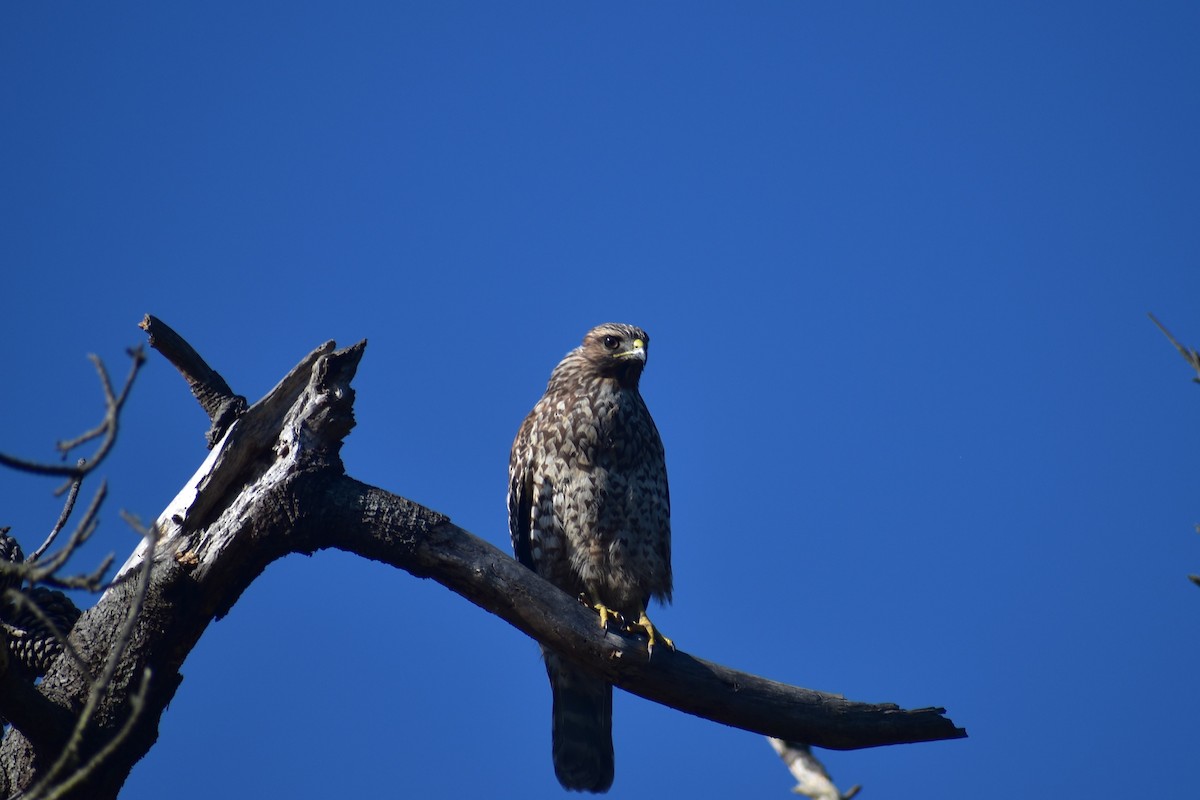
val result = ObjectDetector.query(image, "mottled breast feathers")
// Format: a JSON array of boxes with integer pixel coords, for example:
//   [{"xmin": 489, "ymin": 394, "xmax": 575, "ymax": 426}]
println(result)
[{"xmin": 508, "ymin": 322, "xmax": 671, "ymax": 614}]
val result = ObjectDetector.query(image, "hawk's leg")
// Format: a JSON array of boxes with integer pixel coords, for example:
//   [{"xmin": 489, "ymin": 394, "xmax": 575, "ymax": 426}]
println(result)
[{"xmin": 627, "ymin": 606, "xmax": 674, "ymax": 655}]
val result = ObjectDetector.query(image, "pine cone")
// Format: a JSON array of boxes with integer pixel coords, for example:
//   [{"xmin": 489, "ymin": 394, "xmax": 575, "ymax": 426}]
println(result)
[
  {"xmin": 0, "ymin": 531, "xmax": 24, "ymax": 594},
  {"xmin": 7, "ymin": 587, "xmax": 81, "ymax": 675}
]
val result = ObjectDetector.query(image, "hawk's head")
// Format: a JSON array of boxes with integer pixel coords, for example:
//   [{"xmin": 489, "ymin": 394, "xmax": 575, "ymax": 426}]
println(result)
[{"xmin": 579, "ymin": 323, "xmax": 650, "ymax": 386}]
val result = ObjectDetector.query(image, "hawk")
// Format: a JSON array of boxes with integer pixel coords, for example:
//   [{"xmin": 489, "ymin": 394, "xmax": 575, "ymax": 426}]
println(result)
[{"xmin": 508, "ymin": 323, "xmax": 672, "ymax": 793}]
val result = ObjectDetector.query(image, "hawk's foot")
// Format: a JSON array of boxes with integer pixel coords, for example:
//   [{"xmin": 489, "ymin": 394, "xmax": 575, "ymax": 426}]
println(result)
[
  {"xmin": 591, "ymin": 600, "xmax": 621, "ymax": 632},
  {"xmin": 627, "ymin": 608, "xmax": 674, "ymax": 655}
]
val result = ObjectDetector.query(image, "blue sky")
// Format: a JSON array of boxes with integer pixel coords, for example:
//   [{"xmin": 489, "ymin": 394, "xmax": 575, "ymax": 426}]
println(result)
[{"xmin": 3, "ymin": 2, "xmax": 1199, "ymax": 797}]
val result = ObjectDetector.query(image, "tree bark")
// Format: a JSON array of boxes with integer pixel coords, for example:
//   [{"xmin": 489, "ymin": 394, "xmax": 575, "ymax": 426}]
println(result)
[{"xmin": 0, "ymin": 319, "xmax": 966, "ymax": 799}]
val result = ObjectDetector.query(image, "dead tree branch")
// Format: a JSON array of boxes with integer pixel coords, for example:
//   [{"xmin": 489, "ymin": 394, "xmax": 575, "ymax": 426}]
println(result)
[
  {"xmin": 1150, "ymin": 313, "xmax": 1200, "ymax": 588},
  {"xmin": 138, "ymin": 314, "xmax": 246, "ymax": 447},
  {"xmin": 768, "ymin": 738, "xmax": 861, "ymax": 799},
  {"xmin": 316, "ymin": 475, "xmax": 962, "ymax": 748},
  {"xmin": 24, "ymin": 520, "xmax": 158, "ymax": 800},
  {"xmin": 1149, "ymin": 312, "xmax": 1200, "ymax": 383},
  {"xmin": 0, "ymin": 319, "xmax": 965, "ymax": 799},
  {"xmin": 28, "ymin": 472, "xmax": 85, "ymax": 564}
]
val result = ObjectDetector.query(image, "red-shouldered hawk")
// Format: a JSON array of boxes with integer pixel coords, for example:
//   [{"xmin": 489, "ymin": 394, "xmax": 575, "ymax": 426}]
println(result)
[{"xmin": 508, "ymin": 323, "xmax": 672, "ymax": 793}]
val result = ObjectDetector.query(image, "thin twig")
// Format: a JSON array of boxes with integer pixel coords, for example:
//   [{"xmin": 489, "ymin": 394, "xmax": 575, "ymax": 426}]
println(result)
[
  {"xmin": 24, "ymin": 519, "xmax": 158, "ymax": 799},
  {"xmin": 0, "ymin": 348, "xmax": 145, "ymax": 480},
  {"xmin": 29, "ymin": 469, "xmax": 85, "ymax": 564},
  {"xmin": 37, "ymin": 667, "xmax": 152, "ymax": 800},
  {"xmin": 0, "ymin": 482, "xmax": 109, "ymax": 594},
  {"xmin": 54, "ymin": 358, "xmax": 116, "ymax": 457},
  {"xmin": 38, "ymin": 552, "xmax": 114, "ymax": 593},
  {"xmin": 54, "ymin": 349, "xmax": 144, "ymax": 465},
  {"xmin": 0, "ymin": 453, "xmax": 82, "ymax": 480},
  {"xmin": 27, "ymin": 482, "xmax": 108, "ymax": 586},
  {"xmin": 1, "ymin": 589, "xmax": 91, "ymax": 684},
  {"xmin": 1149, "ymin": 312, "xmax": 1200, "ymax": 382}
]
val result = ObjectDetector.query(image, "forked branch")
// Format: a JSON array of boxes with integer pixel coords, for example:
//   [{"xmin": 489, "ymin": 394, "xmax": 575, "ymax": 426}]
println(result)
[{"xmin": 0, "ymin": 349, "xmax": 144, "ymax": 481}]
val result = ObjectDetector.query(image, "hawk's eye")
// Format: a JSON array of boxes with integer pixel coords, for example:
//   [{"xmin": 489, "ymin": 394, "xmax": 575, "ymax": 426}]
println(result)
[{"xmin": 602, "ymin": 335, "xmax": 621, "ymax": 350}]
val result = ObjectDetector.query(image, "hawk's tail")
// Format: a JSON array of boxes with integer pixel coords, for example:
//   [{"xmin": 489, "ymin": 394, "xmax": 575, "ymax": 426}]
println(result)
[{"xmin": 545, "ymin": 652, "xmax": 614, "ymax": 793}]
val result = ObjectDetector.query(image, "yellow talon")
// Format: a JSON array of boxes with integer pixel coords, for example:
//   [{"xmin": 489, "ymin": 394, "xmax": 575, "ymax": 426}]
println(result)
[
  {"xmin": 629, "ymin": 607, "xmax": 674, "ymax": 654},
  {"xmin": 588, "ymin": 601, "xmax": 673, "ymax": 654},
  {"xmin": 593, "ymin": 601, "xmax": 619, "ymax": 631}
]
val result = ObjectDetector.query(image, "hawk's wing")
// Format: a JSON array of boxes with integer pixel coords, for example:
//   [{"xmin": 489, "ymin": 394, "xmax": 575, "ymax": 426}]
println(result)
[{"xmin": 508, "ymin": 413, "xmax": 536, "ymax": 570}]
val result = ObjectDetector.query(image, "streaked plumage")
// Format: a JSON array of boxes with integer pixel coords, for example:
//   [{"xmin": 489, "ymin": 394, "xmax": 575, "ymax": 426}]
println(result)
[{"xmin": 508, "ymin": 323, "xmax": 672, "ymax": 793}]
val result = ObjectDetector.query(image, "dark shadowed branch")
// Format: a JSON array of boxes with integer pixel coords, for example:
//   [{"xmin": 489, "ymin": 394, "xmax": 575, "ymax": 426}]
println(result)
[
  {"xmin": 315, "ymin": 475, "xmax": 963, "ymax": 749},
  {"xmin": 138, "ymin": 314, "xmax": 247, "ymax": 447},
  {"xmin": 0, "ymin": 318, "xmax": 965, "ymax": 800}
]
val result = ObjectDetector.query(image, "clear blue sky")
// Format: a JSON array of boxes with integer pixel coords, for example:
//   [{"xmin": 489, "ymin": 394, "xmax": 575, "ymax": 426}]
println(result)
[{"xmin": 3, "ymin": 3, "xmax": 1199, "ymax": 797}]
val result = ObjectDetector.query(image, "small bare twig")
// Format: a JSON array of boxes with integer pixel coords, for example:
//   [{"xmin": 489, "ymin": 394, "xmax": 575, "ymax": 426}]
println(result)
[
  {"xmin": 0, "ymin": 349, "xmax": 145, "ymax": 480},
  {"xmin": 55, "ymin": 351, "xmax": 142, "ymax": 459},
  {"xmin": 29, "ymin": 469, "xmax": 85, "ymax": 564},
  {"xmin": 1150, "ymin": 314, "xmax": 1200, "ymax": 590},
  {"xmin": 26, "ymin": 482, "xmax": 108, "ymax": 588},
  {"xmin": 38, "ymin": 667, "xmax": 152, "ymax": 800},
  {"xmin": 38, "ymin": 554, "xmax": 115, "ymax": 595},
  {"xmin": 24, "ymin": 518, "xmax": 159, "ymax": 800},
  {"xmin": 1149, "ymin": 313, "xmax": 1200, "ymax": 383},
  {"xmin": 0, "ymin": 338, "xmax": 151, "ymax": 799}
]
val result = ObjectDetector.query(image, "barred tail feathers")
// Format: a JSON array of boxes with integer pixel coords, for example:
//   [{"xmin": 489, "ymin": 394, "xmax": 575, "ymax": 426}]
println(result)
[{"xmin": 545, "ymin": 653, "xmax": 614, "ymax": 793}]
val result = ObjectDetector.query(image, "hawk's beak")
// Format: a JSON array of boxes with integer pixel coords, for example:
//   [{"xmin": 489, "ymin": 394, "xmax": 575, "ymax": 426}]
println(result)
[{"xmin": 617, "ymin": 339, "xmax": 647, "ymax": 360}]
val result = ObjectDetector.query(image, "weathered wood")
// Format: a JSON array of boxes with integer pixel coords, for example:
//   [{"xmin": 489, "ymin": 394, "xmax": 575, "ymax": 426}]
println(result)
[
  {"xmin": 138, "ymin": 314, "xmax": 248, "ymax": 447},
  {"xmin": 0, "ymin": 338, "xmax": 360, "ymax": 800},
  {"xmin": 315, "ymin": 478, "xmax": 965, "ymax": 749}
]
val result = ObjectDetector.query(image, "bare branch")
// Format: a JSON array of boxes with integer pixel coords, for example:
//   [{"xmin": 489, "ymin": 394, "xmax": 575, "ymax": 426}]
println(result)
[
  {"xmin": 26, "ymin": 482, "xmax": 108, "ymax": 588},
  {"xmin": 37, "ymin": 668, "xmax": 152, "ymax": 800},
  {"xmin": 38, "ymin": 553, "xmax": 114, "ymax": 594},
  {"xmin": 0, "ymin": 452, "xmax": 77, "ymax": 480},
  {"xmin": 1149, "ymin": 312, "xmax": 1200, "ymax": 383},
  {"xmin": 768, "ymin": 738, "xmax": 861, "ymax": 799},
  {"xmin": 0, "ymin": 349, "xmax": 144, "ymax": 480},
  {"xmin": 138, "ymin": 314, "xmax": 246, "ymax": 446},
  {"xmin": 319, "ymin": 478, "xmax": 966, "ymax": 749},
  {"xmin": 25, "ymin": 521, "xmax": 158, "ymax": 799},
  {"xmin": 28, "ymin": 470, "xmax": 85, "ymax": 564},
  {"xmin": 0, "ymin": 343, "xmax": 146, "ymax": 799},
  {"xmin": 1150, "ymin": 315, "xmax": 1200, "ymax": 591},
  {"xmin": 51, "ymin": 349, "xmax": 144, "ymax": 468}
]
